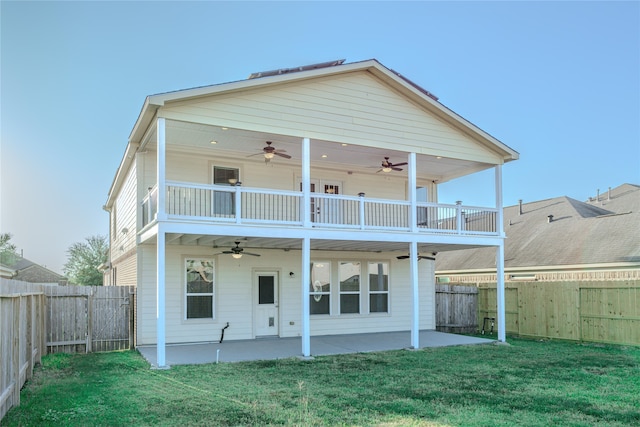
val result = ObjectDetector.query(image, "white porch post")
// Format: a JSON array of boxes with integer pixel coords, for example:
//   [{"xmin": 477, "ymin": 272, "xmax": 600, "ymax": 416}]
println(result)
[
  {"xmin": 156, "ymin": 117, "xmax": 167, "ymax": 221},
  {"xmin": 302, "ymin": 137, "xmax": 311, "ymax": 228},
  {"xmin": 156, "ymin": 225, "xmax": 167, "ymax": 367},
  {"xmin": 410, "ymin": 240, "xmax": 420, "ymax": 349},
  {"xmin": 301, "ymin": 236, "xmax": 311, "ymax": 357},
  {"xmin": 156, "ymin": 117, "xmax": 167, "ymax": 367},
  {"xmin": 301, "ymin": 137, "xmax": 311, "ymax": 357},
  {"xmin": 495, "ymin": 164, "xmax": 506, "ymax": 342},
  {"xmin": 408, "ymin": 152, "xmax": 418, "ymax": 232}
]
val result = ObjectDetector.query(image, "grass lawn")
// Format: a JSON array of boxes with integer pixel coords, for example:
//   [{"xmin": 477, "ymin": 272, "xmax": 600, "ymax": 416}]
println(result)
[{"xmin": 3, "ymin": 337, "xmax": 639, "ymax": 426}]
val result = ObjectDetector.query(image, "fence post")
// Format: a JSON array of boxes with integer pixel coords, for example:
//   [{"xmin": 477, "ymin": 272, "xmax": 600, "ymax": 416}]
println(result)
[
  {"xmin": 86, "ymin": 289, "xmax": 93, "ymax": 353},
  {"xmin": 12, "ymin": 297, "xmax": 20, "ymax": 409},
  {"xmin": 25, "ymin": 296, "xmax": 33, "ymax": 381},
  {"xmin": 129, "ymin": 290, "xmax": 135, "ymax": 350}
]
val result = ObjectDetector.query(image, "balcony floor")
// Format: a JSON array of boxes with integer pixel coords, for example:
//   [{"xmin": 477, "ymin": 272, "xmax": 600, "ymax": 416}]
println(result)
[{"xmin": 137, "ymin": 330, "xmax": 495, "ymax": 367}]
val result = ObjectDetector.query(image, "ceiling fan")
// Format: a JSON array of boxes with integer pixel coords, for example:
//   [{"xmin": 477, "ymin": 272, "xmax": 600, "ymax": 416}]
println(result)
[
  {"xmin": 376, "ymin": 157, "xmax": 408, "ymax": 173},
  {"xmin": 214, "ymin": 242, "xmax": 261, "ymax": 259},
  {"xmin": 247, "ymin": 141, "xmax": 292, "ymax": 163},
  {"xmin": 396, "ymin": 253, "xmax": 436, "ymax": 261}
]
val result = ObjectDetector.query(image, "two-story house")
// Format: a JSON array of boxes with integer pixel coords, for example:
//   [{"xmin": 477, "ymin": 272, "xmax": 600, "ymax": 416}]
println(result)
[{"xmin": 104, "ymin": 59, "xmax": 518, "ymax": 367}]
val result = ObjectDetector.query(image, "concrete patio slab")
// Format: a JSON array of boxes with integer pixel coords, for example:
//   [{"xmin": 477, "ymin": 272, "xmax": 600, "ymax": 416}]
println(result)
[{"xmin": 137, "ymin": 331, "xmax": 495, "ymax": 367}]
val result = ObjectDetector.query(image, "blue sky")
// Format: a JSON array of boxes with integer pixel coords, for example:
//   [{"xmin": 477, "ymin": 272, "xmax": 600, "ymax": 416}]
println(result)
[{"xmin": 1, "ymin": 1, "xmax": 639, "ymax": 274}]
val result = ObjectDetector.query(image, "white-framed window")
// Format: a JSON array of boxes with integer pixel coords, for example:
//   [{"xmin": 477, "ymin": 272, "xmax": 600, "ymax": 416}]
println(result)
[
  {"xmin": 368, "ymin": 262, "xmax": 389, "ymax": 313},
  {"xmin": 310, "ymin": 261, "xmax": 331, "ymax": 315},
  {"xmin": 339, "ymin": 261, "xmax": 361, "ymax": 314},
  {"xmin": 185, "ymin": 258, "xmax": 215, "ymax": 319},
  {"xmin": 212, "ymin": 166, "xmax": 239, "ymax": 216}
]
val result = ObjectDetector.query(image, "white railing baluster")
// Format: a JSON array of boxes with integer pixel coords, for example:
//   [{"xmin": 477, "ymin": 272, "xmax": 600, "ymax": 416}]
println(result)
[{"xmin": 160, "ymin": 180, "xmax": 499, "ymax": 236}]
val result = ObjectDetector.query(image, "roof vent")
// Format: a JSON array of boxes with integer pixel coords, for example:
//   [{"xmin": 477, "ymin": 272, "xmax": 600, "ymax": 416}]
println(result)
[
  {"xmin": 518, "ymin": 199, "xmax": 523, "ymax": 215},
  {"xmin": 547, "ymin": 214, "xmax": 554, "ymax": 223}
]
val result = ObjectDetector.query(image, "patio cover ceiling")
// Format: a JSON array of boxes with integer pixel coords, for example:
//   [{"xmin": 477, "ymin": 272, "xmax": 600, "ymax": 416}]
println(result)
[
  {"xmin": 143, "ymin": 234, "xmax": 490, "ymax": 257},
  {"xmin": 141, "ymin": 119, "xmax": 494, "ymax": 183}
]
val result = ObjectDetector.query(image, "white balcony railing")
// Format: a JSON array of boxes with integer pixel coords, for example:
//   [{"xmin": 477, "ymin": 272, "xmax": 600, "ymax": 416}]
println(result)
[{"xmin": 141, "ymin": 181, "xmax": 499, "ymax": 236}]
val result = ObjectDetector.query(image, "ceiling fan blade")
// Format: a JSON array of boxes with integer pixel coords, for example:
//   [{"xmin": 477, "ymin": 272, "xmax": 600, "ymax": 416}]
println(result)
[
  {"xmin": 392, "ymin": 167, "xmax": 403, "ymax": 171},
  {"xmin": 243, "ymin": 252, "xmax": 261, "ymax": 257},
  {"xmin": 246, "ymin": 152, "xmax": 264, "ymax": 157},
  {"xmin": 375, "ymin": 169, "xmax": 383, "ymax": 173},
  {"xmin": 393, "ymin": 162, "xmax": 408, "ymax": 167},
  {"xmin": 274, "ymin": 152, "xmax": 291, "ymax": 159},
  {"xmin": 397, "ymin": 254, "xmax": 436, "ymax": 261}
]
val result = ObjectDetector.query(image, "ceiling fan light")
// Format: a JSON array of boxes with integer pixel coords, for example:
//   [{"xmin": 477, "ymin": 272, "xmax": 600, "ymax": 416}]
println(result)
[
  {"xmin": 264, "ymin": 152, "xmax": 275, "ymax": 159},
  {"xmin": 231, "ymin": 253, "xmax": 242, "ymax": 259},
  {"xmin": 382, "ymin": 167, "xmax": 392, "ymax": 173}
]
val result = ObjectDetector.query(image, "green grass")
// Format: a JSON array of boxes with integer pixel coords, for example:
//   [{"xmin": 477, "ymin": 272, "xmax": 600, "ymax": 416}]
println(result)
[{"xmin": 4, "ymin": 338, "xmax": 640, "ymax": 426}]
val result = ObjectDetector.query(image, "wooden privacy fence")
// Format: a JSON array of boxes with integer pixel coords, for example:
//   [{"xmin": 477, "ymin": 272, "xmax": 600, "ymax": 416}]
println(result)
[
  {"xmin": 435, "ymin": 284, "xmax": 478, "ymax": 333},
  {"xmin": 0, "ymin": 280, "xmax": 47, "ymax": 420},
  {"xmin": 478, "ymin": 280, "xmax": 640, "ymax": 346},
  {"xmin": 0, "ymin": 280, "xmax": 136, "ymax": 421},
  {"xmin": 45, "ymin": 285, "xmax": 135, "ymax": 354}
]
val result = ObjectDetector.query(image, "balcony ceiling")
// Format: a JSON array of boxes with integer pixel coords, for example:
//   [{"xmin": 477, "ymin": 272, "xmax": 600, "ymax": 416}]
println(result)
[
  {"xmin": 153, "ymin": 233, "xmax": 487, "ymax": 256},
  {"xmin": 141, "ymin": 120, "xmax": 493, "ymax": 183}
]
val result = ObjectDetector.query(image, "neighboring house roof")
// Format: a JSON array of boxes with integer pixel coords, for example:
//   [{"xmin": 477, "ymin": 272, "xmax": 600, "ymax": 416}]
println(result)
[
  {"xmin": 0, "ymin": 255, "xmax": 66, "ymax": 283},
  {"xmin": 436, "ymin": 183, "xmax": 640, "ymax": 273}
]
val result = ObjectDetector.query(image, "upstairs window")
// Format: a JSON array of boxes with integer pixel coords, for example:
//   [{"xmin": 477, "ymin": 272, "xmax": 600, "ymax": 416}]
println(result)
[{"xmin": 212, "ymin": 166, "xmax": 239, "ymax": 216}]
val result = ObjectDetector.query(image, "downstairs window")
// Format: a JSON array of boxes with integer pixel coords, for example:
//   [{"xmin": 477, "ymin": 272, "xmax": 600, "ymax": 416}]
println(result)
[{"xmin": 185, "ymin": 258, "xmax": 214, "ymax": 319}]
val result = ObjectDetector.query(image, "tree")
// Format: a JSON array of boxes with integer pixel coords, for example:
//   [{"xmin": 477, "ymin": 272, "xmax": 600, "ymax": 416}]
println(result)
[
  {"xmin": 0, "ymin": 232, "xmax": 18, "ymax": 265},
  {"xmin": 63, "ymin": 235, "xmax": 108, "ymax": 286}
]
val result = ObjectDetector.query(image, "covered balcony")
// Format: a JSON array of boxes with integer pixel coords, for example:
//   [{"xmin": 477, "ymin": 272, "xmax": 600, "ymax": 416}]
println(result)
[{"xmin": 138, "ymin": 118, "xmax": 504, "ymax": 241}]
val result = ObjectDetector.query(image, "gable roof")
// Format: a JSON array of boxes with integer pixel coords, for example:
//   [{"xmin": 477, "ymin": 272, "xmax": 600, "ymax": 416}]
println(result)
[
  {"xmin": 135, "ymin": 59, "xmax": 518, "ymax": 160},
  {"xmin": 107, "ymin": 59, "xmax": 519, "ymax": 206},
  {"xmin": 0, "ymin": 255, "xmax": 66, "ymax": 283},
  {"xmin": 436, "ymin": 183, "xmax": 640, "ymax": 272}
]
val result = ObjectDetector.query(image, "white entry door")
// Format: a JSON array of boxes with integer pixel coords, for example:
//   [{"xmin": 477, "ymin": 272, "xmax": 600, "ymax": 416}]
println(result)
[{"xmin": 254, "ymin": 272, "xmax": 279, "ymax": 337}]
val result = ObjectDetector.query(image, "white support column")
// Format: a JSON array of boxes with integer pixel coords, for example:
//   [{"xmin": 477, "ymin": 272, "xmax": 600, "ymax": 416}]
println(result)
[
  {"xmin": 410, "ymin": 240, "xmax": 420, "ymax": 349},
  {"xmin": 495, "ymin": 164, "xmax": 506, "ymax": 342},
  {"xmin": 408, "ymin": 152, "xmax": 418, "ymax": 232},
  {"xmin": 301, "ymin": 236, "xmax": 311, "ymax": 357},
  {"xmin": 156, "ymin": 117, "xmax": 167, "ymax": 221},
  {"xmin": 302, "ymin": 138, "xmax": 311, "ymax": 228},
  {"xmin": 495, "ymin": 164, "xmax": 504, "ymax": 237},
  {"xmin": 496, "ymin": 243, "xmax": 506, "ymax": 342},
  {"xmin": 156, "ymin": 224, "xmax": 167, "ymax": 367}
]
